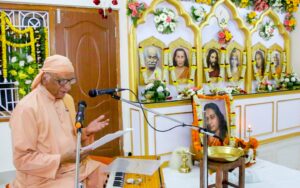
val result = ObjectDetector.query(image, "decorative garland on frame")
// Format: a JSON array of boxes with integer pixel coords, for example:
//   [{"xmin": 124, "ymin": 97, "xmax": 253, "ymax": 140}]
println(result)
[
  {"xmin": 252, "ymin": 50, "xmax": 271, "ymax": 82},
  {"xmin": 1, "ymin": 11, "xmax": 36, "ymax": 82},
  {"xmin": 191, "ymin": 93, "xmax": 236, "ymax": 152},
  {"xmin": 189, "ymin": 47, "xmax": 197, "ymax": 86},
  {"xmin": 169, "ymin": 47, "xmax": 196, "ymax": 87},
  {"xmin": 225, "ymin": 50, "xmax": 247, "ymax": 85},
  {"xmin": 162, "ymin": 48, "xmax": 169, "ymax": 83}
]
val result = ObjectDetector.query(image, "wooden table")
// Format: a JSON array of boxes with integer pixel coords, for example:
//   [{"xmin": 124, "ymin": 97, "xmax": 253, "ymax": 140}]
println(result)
[{"xmin": 200, "ymin": 157, "xmax": 245, "ymax": 188}]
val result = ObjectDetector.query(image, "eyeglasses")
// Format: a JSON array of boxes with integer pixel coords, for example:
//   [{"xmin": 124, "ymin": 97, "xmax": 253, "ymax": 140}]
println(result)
[{"xmin": 53, "ymin": 78, "xmax": 77, "ymax": 86}]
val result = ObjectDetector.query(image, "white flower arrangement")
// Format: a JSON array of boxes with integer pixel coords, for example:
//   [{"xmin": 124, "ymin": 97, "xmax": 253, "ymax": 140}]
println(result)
[
  {"xmin": 191, "ymin": 6, "xmax": 206, "ymax": 23},
  {"xmin": 259, "ymin": 22, "xmax": 275, "ymax": 41},
  {"xmin": 153, "ymin": 8, "xmax": 177, "ymax": 34}
]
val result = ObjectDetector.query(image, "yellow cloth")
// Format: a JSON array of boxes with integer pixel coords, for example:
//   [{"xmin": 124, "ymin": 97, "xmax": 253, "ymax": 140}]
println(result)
[
  {"xmin": 10, "ymin": 85, "xmax": 106, "ymax": 188},
  {"xmin": 31, "ymin": 55, "xmax": 75, "ymax": 90}
]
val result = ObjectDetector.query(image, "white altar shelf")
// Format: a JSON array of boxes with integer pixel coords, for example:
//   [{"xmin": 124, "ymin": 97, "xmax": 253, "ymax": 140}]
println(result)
[{"xmin": 163, "ymin": 158, "xmax": 300, "ymax": 188}]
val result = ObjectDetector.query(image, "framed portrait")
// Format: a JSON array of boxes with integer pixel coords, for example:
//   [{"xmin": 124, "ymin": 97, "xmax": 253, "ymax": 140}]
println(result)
[
  {"xmin": 172, "ymin": 47, "xmax": 190, "ymax": 82},
  {"xmin": 271, "ymin": 50, "xmax": 281, "ymax": 75},
  {"xmin": 191, "ymin": 94, "xmax": 231, "ymax": 147},
  {"xmin": 169, "ymin": 38, "xmax": 194, "ymax": 86},
  {"xmin": 206, "ymin": 48, "xmax": 220, "ymax": 78},
  {"xmin": 139, "ymin": 45, "xmax": 163, "ymax": 85},
  {"xmin": 253, "ymin": 49, "xmax": 266, "ymax": 77}
]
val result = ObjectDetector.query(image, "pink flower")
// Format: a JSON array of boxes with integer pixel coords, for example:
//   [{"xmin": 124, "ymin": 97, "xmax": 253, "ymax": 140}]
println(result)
[
  {"xmin": 166, "ymin": 16, "xmax": 171, "ymax": 23},
  {"xmin": 131, "ymin": 9, "xmax": 138, "ymax": 17},
  {"xmin": 128, "ymin": 3, "xmax": 137, "ymax": 11}
]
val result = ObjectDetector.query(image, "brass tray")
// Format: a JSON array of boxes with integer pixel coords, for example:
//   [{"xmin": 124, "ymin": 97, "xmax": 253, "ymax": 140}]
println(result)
[{"xmin": 207, "ymin": 146, "xmax": 244, "ymax": 162}]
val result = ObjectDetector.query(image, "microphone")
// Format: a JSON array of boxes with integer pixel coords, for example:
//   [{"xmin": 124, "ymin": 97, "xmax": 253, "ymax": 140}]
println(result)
[
  {"xmin": 88, "ymin": 88, "xmax": 126, "ymax": 97},
  {"xmin": 75, "ymin": 101, "xmax": 87, "ymax": 129}
]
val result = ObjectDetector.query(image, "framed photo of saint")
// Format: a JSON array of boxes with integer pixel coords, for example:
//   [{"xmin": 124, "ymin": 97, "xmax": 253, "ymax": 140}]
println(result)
[
  {"xmin": 192, "ymin": 94, "xmax": 231, "ymax": 147},
  {"xmin": 172, "ymin": 47, "xmax": 190, "ymax": 83},
  {"xmin": 206, "ymin": 48, "xmax": 220, "ymax": 78},
  {"xmin": 139, "ymin": 46, "xmax": 163, "ymax": 85}
]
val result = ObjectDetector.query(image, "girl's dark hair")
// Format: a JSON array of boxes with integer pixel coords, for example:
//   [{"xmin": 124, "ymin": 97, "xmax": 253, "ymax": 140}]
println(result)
[
  {"xmin": 173, "ymin": 48, "xmax": 189, "ymax": 67},
  {"xmin": 255, "ymin": 51, "xmax": 265, "ymax": 74},
  {"xmin": 204, "ymin": 102, "xmax": 228, "ymax": 141},
  {"xmin": 206, "ymin": 49, "xmax": 220, "ymax": 72}
]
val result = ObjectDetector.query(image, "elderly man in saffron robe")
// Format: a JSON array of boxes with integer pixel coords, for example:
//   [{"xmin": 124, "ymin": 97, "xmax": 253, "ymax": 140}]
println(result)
[{"xmin": 10, "ymin": 55, "xmax": 109, "ymax": 188}]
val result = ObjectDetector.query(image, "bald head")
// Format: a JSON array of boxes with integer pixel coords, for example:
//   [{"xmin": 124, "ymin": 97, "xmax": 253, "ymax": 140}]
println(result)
[{"xmin": 145, "ymin": 46, "xmax": 160, "ymax": 70}]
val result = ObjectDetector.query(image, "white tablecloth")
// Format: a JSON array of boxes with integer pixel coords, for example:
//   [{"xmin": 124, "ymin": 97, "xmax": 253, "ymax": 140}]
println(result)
[{"xmin": 163, "ymin": 159, "xmax": 300, "ymax": 188}]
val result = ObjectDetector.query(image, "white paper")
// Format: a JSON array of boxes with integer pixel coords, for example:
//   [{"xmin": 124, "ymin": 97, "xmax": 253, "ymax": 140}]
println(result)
[
  {"xmin": 101, "ymin": 158, "xmax": 161, "ymax": 176},
  {"xmin": 81, "ymin": 128, "xmax": 132, "ymax": 151}
]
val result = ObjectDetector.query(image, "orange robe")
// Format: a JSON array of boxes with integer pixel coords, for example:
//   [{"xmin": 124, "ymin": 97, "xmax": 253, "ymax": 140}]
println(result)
[{"xmin": 10, "ymin": 85, "xmax": 106, "ymax": 188}]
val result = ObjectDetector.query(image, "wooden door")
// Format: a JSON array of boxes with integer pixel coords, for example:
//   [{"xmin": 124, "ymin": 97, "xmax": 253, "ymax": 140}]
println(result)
[{"xmin": 55, "ymin": 8, "xmax": 121, "ymax": 157}]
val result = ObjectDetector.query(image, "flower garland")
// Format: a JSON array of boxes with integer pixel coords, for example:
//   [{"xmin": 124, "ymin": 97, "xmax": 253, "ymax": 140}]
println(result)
[
  {"xmin": 218, "ymin": 28, "xmax": 232, "ymax": 45},
  {"xmin": 127, "ymin": 0, "xmax": 147, "ymax": 27},
  {"xmin": 1, "ymin": 12, "xmax": 7, "ymax": 81},
  {"xmin": 259, "ymin": 22, "xmax": 275, "ymax": 41},
  {"xmin": 284, "ymin": 13, "xmax": 297, "ymax": 32},
  {"xmin": 226, "ymin": 50, "xmax": 247, "ymax": 85},
  {"xmin": 246, "ymin": 11, "xmax": 258, "ymax": 25},
  {"xmin": 153, "ymin": 8, "xmax": 177, "ymax": 34},
  {"xmin": 162, "ymin": 48, "xmax": 169, "ymax": 83},
  {"xmin": 190, "ymin": 6, "xmax": 206, "ymax": 23},
  {"xmin": 189, "ymin": 47, "xmax": 197, "ymax": 86}
]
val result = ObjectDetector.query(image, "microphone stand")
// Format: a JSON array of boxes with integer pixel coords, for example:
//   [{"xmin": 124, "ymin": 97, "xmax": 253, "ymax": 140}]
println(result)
[
  {"xmin": 111, "ymin": 94, "xmax": 214, "ymax": 188},
  {"xmin": 75, "ymin": 126, "xmax": 82, "ymax": 188}
]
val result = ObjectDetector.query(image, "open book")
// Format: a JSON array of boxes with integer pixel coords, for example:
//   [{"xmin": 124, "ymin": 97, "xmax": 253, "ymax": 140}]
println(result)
[{"xmin": 81, "ymin": 128, "xmax": 132, "ymax": 151}]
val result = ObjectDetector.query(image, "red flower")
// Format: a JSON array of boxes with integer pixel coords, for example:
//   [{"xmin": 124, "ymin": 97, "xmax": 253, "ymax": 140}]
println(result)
[
  {"xmin": 284, "ymin": 20, "xmax": 290, "ymax": 26},
  {"xmin": 93, "ymin": 0, "xmax": 100, "ymax": 5},
  {"xmin": 218, "ymin": 31, "xmax": 225, "ymax": 39},
  {"xmin": 219, "ymin": 38, "xmax": 225, "ymax": 44}
]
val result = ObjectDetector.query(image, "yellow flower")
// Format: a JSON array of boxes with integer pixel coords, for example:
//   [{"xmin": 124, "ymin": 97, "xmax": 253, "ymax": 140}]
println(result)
[
  {"xmin": 249, "ymin": 12, "xmax": 256, "ymax": 19},
  {"xmin": 225, "ymin": 31, "xmax": 232, "ymax": 41},
  {"xmin": 27, "ymin": 66, "xmax": 35, "ymax": 74},
  {"xmin": 10, "ymin": 70, "xmax": 17, "ymax": 76},
  {"xmin": 19, "ymin": 88, "xmax": 26, "ymax": 96},
  {"xmin": 18, "ymin": 72, "xmax": 28, "ymax": 80}
]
